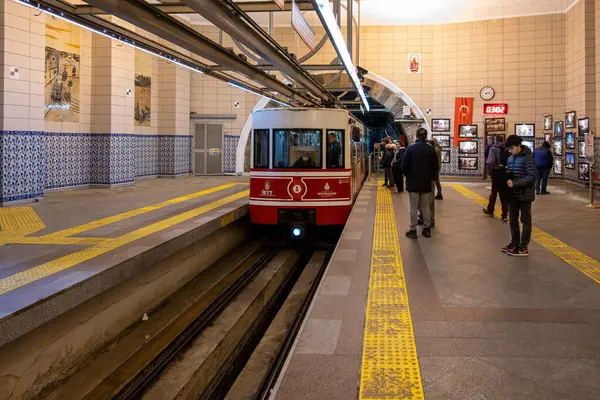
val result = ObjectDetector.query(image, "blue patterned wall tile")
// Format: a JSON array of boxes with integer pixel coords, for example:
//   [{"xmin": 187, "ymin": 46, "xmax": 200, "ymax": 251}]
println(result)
[
  {"xmin": 223, "ymin": 135, "xmax": 239, "ymax": 174},
  {"xmin": 0, "ymin": 131, "xmax": 45, "ymax": 203}
]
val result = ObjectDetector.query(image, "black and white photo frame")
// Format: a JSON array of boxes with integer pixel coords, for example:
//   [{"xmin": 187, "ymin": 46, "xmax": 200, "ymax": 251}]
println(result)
[
  {"xmin": 553, "ymin": 139, "xmax": 563, "ymax": 156},
  {"xmin": 544, "ymin": 133, "xmax": 552, "ymax": 143},
  {"xmin": 554, "ymin": 159, "xmax": 562, "ymax": 175},
  {"xmin": 485, "ymin": 118, "xmax": 506, "ymax": 132},
  {"xmin": 432, "ymin": 118, "xmax": 451, "ymax": 132},
  {"xmin": 544, "ymin": 115, "xmax": 553, "ymax": 131},
  {"xmin": 459, "ymin": 140, "xmax": 478, "ymax": 154},
  {"xmin": 458, "ymin": 156, "xmax": 478, "ymax": 170},
  {"xmin": 579, "ymin": 140, "xmax": 586, "ymax": 158},
  {"xmin": 441, "ymin": 150, "xmax": 451, "ymax": 163},
  {"xmin": 515, "ymin": 123, "xmax": 535, "ymax": 137},
  {"xmin": 565, "ymin": 111, "xmax": 576, "ymax": 129},
  {"xmin": 578, "ymin": 117, "xmax": 590, "ymax": 137},
  {"xmin": 578, "ymin": 162, "xmax": 590, "ymax": 181},
  {"xmin": 432, "ymin": 134, "xmax": 451, "ymax": 148},
  {"xmin": 522, "ymin": 140, "xmax": 534, "ymax": 152},
  {"xmin": 458, "ymin": 124, "xmax": 478, "ymax": 138}
]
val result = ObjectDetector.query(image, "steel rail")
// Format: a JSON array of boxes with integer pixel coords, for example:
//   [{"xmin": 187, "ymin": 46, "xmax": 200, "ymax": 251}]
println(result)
[
  {"xmin": 75, "ymin": 0, "xmax": 318, "ymax": 106},
  {"xmin": 181, "ymin": 0, "xmax": 343, "ymax": 108}
]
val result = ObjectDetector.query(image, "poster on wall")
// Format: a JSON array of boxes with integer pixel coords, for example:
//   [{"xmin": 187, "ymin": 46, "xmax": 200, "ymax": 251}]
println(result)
[
  {"xmin": 565, "ymin": 153, "xmax": 575, "ymax": 170},
  {"xmin": 441, "ymin": 150, "xmax": 451, "ymax": 163},
  {"xmin": 458, "ymin": 156, "xmax": 478, "ymax": 170},
  {"xmin": 578, "ymin": 117, "xmax": 590, "ymax": 137},
  {"xmin": 134, "ymin": 49, "xmax": 152, "ymax": 127},
  {"xmin": 432, "ymin": 118, "xmax": 451, "ymax": 132},
  {"xmin": 565, "ymin": 132, "xmax": 576, "ymax": 149},
  {"xmin": 484, "ymin": 118, "xmax": 506, "ymax": 132},
  {"xmin": 45, "ymin": 17, "xmax": 80, "ymax": 122},
  {"xmin": 578, "ymin": 162, "xmax": 590, "ymax": 181},
  {"xmin": 565, "ymin": 111, "xmax": 576, "ymax": 129},
  {"xmin": 554, "ymin": 159, "xmax": 562, "ymax": 175},
  {"xmin": 554, "ymin": 121, "xmax": 563, "ymax": 137},
  {"xmin": 432, "ymin": 134, "xmax": 451, "ymax": 147},
  {"xmin": 544, "ymin": 115, "xmax": 553, "ymax": 131},
  {"xmin": 408, "ymin": 53, "xmax": 422, "ymax": 74},
  {"xmin": 515, "ymin": 123, "xmax": 535, "ymax": 137},
  {"xmin": 579, "ymin": 140, "xmax": 586, "ymax": 158}
]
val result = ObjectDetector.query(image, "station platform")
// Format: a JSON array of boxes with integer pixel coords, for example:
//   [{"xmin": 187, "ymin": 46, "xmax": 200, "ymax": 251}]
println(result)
[
  {"xmin": 0, "ymin": 176, "xmax": 249, "ymax": 346},
  {"xmin": 273, "ymin": 180, "xmax": 600, "ymax": 400}
]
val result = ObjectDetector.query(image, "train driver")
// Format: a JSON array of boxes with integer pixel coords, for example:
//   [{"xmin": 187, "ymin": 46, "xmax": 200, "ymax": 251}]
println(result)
[
  {"xmin": 327, "ymin": 133, "xmax": 342, "ymax": 168},
  {"xmin": 293, "ymin": 151, "xmax": 316, "ymax": 168}
]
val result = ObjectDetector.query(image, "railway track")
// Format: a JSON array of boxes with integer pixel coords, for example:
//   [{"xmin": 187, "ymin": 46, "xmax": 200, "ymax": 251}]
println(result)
[{"xmin": 46, "ymin": 241, "xmax": 333, "ymax": 400}]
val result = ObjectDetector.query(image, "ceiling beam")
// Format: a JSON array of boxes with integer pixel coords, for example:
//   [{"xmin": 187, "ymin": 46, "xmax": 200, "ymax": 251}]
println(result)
[
  {"xmin": 210, "ymin": 64, "xmax": 345, "ymax": 71},
  {"xmin": 74, "ymin": 1, "xmax": 314, "ymax": 15}
]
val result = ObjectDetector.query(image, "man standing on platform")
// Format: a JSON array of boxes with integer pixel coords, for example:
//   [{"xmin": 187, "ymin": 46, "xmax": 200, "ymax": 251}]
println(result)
[
  {"xmin": 401, "ymin": 128, "xmax": 439, "ymax": 239},
  {"xmin": 483, "ymin": 139, "xmax": 511, "ymax": 222},
  {"xmin": 503, "ymin": 135, "xmax": 536, "ymax": 257},
  {"xmin": 533, "ymin": 141, "xmax": 553, "ymax": 195},
  {"xmin": 432, "ymin": 138, "xmax": 443, "ymax": 200}
]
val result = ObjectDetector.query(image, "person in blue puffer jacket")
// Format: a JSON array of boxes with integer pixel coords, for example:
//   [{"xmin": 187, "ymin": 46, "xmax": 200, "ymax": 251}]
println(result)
[
  {"xmin": 533, "ymin": 141, "xmax": 554, "ymax": 195},
  {"xmin": 502, "ymin": 135, "xmax": 537, "ymax": 257}
]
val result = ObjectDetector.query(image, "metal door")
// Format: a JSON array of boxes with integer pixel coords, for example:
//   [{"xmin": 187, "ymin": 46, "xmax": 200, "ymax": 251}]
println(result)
[{"xmin": 193, "ymin": 123, "xmax": 223, "ymax": 175}]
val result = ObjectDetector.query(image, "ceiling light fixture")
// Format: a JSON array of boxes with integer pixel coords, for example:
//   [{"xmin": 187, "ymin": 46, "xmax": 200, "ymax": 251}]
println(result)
[{"xmin": 312, "ymin": 0, "xmax": 370, "ymax": 112}]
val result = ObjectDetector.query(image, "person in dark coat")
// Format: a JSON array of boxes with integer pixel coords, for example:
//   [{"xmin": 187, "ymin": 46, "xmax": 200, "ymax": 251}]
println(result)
[
  {"xmin": 483, "ymin": 140, "xmax": 511, "ymax": 221},
  {"xmin": 401, "ymin": 128, "xmax": 439, "ymax": 239},
  {"xmin": 382, "ymin": 139, "xmax": 396, "ymax": 190},
  {"xmin": 393, "ymin": 142, "xmax": 405, "ymax": 192},
  {"xmin": 503, "ymin": 135, "xmax": 537, "ymax": 257},
  {"xmin": 533, "ymin": 141, "xmax": 554, "ymax": 195},
  {"xmin": 326, "ymin": 133, "xmax": 342, "ymax": 168}
]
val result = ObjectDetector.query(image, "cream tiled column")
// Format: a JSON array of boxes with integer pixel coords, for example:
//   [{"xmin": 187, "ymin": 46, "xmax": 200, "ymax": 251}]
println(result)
[
  {"xmin": 0, "ymin": 0, "xmax": 45, "ymax": 204},
  {"xmin": 90, "ymin": 30, "xmax": 135, "ymax": 186},
  {"xmin": 158, "ymin": 59, "xmax": 191, "ymax": 176}
]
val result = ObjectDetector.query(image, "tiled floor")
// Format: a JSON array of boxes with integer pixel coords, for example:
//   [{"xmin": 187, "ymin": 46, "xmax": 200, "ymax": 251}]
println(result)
[{"xmin": 274, "ymin": 180, "xmax": 600, "ymax": 400}]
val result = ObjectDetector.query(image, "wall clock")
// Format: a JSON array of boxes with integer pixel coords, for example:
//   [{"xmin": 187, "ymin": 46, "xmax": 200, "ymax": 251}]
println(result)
[{"xmin": 480, "ymin": 86, "xmax": 495, "ymax": 101}]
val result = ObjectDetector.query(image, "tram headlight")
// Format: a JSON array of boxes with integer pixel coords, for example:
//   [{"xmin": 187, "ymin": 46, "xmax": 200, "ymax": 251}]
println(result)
[{"xmin": 291, "ymin": 225, "xmax": 304, "ymax": 239}]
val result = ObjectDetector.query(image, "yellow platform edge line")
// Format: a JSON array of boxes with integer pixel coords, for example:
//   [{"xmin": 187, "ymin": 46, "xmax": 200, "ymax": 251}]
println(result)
[
  {"xmin": 33, "ymin": 182, "xmax": 246, "ymax": 241},
  {"xmin": 450, "ymin": 184, "xmax": 600, "ymax": 284},
  {"xmin": 0, "ymin": 190, "xmax": 249, "ymax": 297},
  {"xmin": 359, "ymin": 185, "xmax": 424, "ymax": 400}
]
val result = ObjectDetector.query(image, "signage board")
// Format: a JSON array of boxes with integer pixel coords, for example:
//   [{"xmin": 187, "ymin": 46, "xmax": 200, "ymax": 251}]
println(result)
[
  {"xmin": 292, "ymin": 0, "xmax": 315, "ymax": 51},
  {"xmin": 483, "ymin": 103, "xmax": 508, "ymax": 115},
  {"xmin": 585, "ymin": 132, "xmax": 594, "ymax": 162},
  {"xmin": 274, "ymin": 0, "xmax": 284, "ymax": 10},
  {"xmin": 209, "ymin": 148, "xmax": 220, "ymax": 156},
  {"xmin": 407, "ymin": 53, "xmax": 422, "ymax": 74},
  {"xmin": 402, "ymin": 106, "xmax": 411, "ymax": 116}
]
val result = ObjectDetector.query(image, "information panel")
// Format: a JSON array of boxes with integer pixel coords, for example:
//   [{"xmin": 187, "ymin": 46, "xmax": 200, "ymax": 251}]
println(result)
[{"xmin": 483, "ymin": 103, "xmax": 508, "ymax": 114}]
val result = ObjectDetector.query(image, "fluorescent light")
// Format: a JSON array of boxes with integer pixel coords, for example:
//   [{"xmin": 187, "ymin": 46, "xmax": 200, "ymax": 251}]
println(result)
[
  {"xmin": 228, "ymin": 82, "xmax": 291, "ymax": 107},
  {"xmin": 313, "ymin": 0, "xmax": 369, "ymax": 112},
  {"xmin": 14, "ymin": 0, "xmax": 203, "ymax": 74}
]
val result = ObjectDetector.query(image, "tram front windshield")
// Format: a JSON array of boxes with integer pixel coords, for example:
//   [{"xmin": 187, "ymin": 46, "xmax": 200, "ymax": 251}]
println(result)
[{"xmin": 273, "ymin": 129, "xmax": 322, "ymax": 169}]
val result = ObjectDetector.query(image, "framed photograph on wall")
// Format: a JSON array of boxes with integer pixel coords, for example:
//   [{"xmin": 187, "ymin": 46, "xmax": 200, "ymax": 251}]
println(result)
[
  {"xmin": 578, "ymin": 162, "xmax": 590, "ymax": 181},
  {"xmin": 565, "ymin": 153, "xmax": 575, "ymax": 169},
  {"xmin": 554, "ymin": 159, "xmax": 562, "ymax": 175},
  {"xmin": 554, "ymin": 121, "xmax": 563, "ymax": 137},
  {"xmin": 458, "ymin": 156, "xmax": 478, "ymax": 170},
  {"xmin": 565, "ymin": 132, "xmax": 576, "ymax": 149},
  {"xmin": 458, "ymin": 124, "xmax": 478, "ymax": 138},
  {"xmin": 515, "ymin": 123, "xmax": 535, "ymax": 137},
  {"xmin": 579, "ymin": 140, "xmax": 586, "ymax": 158},
  {"xmin": 432, "ymin": 134, "xmax": 451, "ymax": 148},
  {"xmin": 554, "ymin": 139, "xmax": 563, "ymax": 156},
  {"xmin": 565, "ymin": 111, "xmax": 576, "ymax": 129},
  {"xmin": 522, "ymin": 140, "xmax": 534, "ymax": 152},
  {"xmin": 432, "ymin": 118, "xmax": 451, "ymax": 132},
  {"xmin": 459, "ymin": 140, "xmax": 478, "ymax": 154},
  {"xmin": 544, "ymin": 115, "xmax": 553, "ymax": 131},
  {"xmin": 441, "ymin": 150, "xmax": 451, "ymax": 163},
  {"xmin": 544, "ymin": 133, "xmax": 552, "ymax": 143},
  {"xmin": 485, "ymin": 118, "xmax": 506, "ymax": 132},
  {"xmin": 578, "ymin": 117, "xmax": 590, "ymax": 137}
]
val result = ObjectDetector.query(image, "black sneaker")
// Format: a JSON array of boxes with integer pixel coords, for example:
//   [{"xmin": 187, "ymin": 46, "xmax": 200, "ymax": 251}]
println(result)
[
  {"xmin": 482, "ymin": 209, "xmax": 494, "ymax": 216},
  {"xmin": 507, "ymin": 247, "xmax": 528, "ymax": 257},
  {"xmin": 430, "ymin": 222, "xmax": 435, "ymax": 228},
  {"xmin": 501, "ymin": 216, "xmax": 509, "ymax": 223},
  {"xmin": 435, "ymin": 194, "xmax": 443, "ymax": 200},
  {"xmin": 518, "ymin": 248, "xmax": 529, "ymax": 256},
  {"xmin": 422, "ymin": 228, "xmax": 431, "ymax": 238},
  {"xmin": 541, "ymin": 191, "xmax": 550, "ymax": 195},
  {"xmin": 405, "ymin": 230, "xmax": 418, "ymax": 239},
  {"xmin": 417, "ymin": 219, "xmax": 424, "ymax": 225},
  {"xmin": 502, "ymin": 243, "xmax": 515, "ymax": 254}
]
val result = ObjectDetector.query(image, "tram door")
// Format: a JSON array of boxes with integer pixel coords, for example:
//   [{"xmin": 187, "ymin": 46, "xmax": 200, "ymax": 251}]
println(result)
[{"xmin": 193, "ymin": 123, "xmax": 223, "ymax": 175}]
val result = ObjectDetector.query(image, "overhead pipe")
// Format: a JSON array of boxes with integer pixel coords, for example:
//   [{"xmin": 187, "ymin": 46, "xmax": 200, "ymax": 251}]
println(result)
[
  {"xmin": 81, "ymin": 0, "xmax": 317, "ymax": 106},
  {"xmin": 181, "ymin": 0, "xmax": 343, "ymax": 108}
]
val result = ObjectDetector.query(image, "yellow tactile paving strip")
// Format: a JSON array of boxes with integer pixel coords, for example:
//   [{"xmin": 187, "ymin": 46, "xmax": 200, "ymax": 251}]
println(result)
[
  {"xmin": 0, "ymin": 190, "xmax": 249, "ymax": 296},
  {"xmin": 450, "ymin": 184, "xmax": 600, "ymax": 284},
  {"xmin": 359, "ymin": 185, "xmax": 424, "ymax": 400},
  {"xmin": 0, "ymin": 182, "xmax": 244, "ymax": 247}
]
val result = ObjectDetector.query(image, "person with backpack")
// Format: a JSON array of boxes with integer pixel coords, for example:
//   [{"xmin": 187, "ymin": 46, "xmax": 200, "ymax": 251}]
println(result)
[
  {"xmin": 533, "ymin": 141, "xmax": 554, "ymax": 195},
  {"xmin": 483, "ymin": 139, "xmax": 511, "ymax": 222},
  {"xmin": 393, "ymin": 141, "xmax": 405, "ymax": 192},
  {"xmin": 502, "ymin": 135, "xmax": 537, "ymax": 257}
]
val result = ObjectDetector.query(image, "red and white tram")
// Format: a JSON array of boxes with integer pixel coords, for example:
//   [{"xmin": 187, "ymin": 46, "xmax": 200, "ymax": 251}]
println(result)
[{"xmin": 249, "ymin": 108, "xmax": 367, "ymax": 235}]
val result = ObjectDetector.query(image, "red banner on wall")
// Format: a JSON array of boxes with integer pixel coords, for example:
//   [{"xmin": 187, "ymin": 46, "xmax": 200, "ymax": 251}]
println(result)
[{"xmin": 454, "ymin": 97, "xmax": 474, "ymax": 146}]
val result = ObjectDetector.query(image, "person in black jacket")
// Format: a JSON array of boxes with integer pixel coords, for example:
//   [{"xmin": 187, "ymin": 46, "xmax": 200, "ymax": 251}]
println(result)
[
  {"xmin": 393, "ymin": 141, "xmax": 405, "ymax": 192},
  {"xmin": 484, "ymin": 140, "xmax": 511, "ymax": 222},
  {"xmin": 401, "ymin": 128, "xmax": 439, "ymax": 239},
  {"xmin": 533, "ymin": 141, "xmax": 554, "ymax": 195},
  {"xmin": 502, "ymin": 135, "xmax": 537, "ymax": 257},
  {"xmin": 382, "ymin": 138, "xmax": 396, "ymax": 190}
]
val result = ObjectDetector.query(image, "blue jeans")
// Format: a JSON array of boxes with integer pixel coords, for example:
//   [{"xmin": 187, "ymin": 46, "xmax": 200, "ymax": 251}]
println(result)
[{"xmin": 535, "ymin": 167, "xmax": 550, "ymax": 193}]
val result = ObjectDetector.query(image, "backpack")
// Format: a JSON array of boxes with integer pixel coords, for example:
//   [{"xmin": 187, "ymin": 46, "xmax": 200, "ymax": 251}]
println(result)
[{"xmin": 499, "ymin": 147, "xmax": 510, "ymax": 167}]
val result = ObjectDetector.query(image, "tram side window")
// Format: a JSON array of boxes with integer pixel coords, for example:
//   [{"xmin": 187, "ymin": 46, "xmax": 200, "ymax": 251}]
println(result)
[
  {"xmin": 326, "ymin": 130, "xmax": 344, "ymax": 169},
  {"xmin": 273, "ymin": 129, "xmax": 322, "ymax": 169},
  {"xmin": 253, "ymin": 129, "xmax": 269, "ymax": 168}
]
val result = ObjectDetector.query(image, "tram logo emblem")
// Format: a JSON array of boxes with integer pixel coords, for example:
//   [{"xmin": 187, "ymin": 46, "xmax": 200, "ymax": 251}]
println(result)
[
  {"xmin": 261, "ymin": 180, "xmax": 274, "ymax": 197},
  {"xmin": 292, "ymin": 184, "xmax": 303, "ymax": 194},
  {"xmin": 318, "ymin": 181, "xmax": 337, "ymax": 198}
]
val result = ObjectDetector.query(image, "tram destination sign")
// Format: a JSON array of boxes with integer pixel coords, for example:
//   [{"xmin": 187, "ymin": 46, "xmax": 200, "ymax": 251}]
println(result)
[
  {"xmin": 292, "ymin": 0, "xmax": 315, "ymax": 51},
  {"xmin": 483, "ymin": 103, "xmax": 508, "ymax": 115}
]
